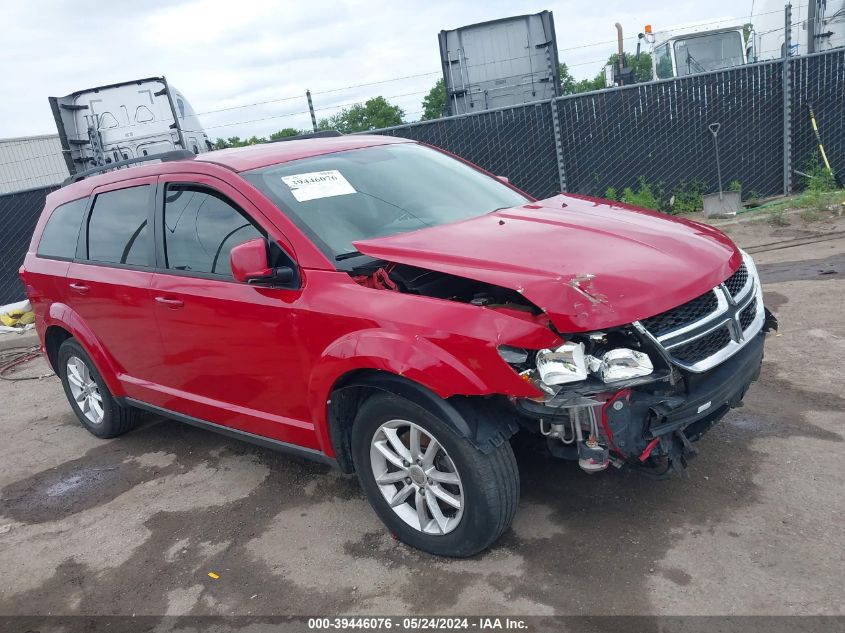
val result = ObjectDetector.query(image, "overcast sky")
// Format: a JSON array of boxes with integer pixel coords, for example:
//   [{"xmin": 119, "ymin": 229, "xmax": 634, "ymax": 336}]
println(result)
[{"xmin": 2, "ymin": 0, "xmax": 749, "ymax": 141}]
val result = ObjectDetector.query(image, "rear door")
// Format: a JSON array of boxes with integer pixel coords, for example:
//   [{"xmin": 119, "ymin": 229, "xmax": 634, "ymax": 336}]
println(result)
[
  {"xmin": 65, "ymin": 177, "xmax": 164, "ymax": 399},
  {"xmin": 148, "ymin": 173, "xmax": 316, "ymax": 449}
]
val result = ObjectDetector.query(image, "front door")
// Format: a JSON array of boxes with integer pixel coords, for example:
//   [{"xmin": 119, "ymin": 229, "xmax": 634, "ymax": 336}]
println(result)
[{"xmin": 148, "ymin": 174, "xmax": 316, "ymax": 449}]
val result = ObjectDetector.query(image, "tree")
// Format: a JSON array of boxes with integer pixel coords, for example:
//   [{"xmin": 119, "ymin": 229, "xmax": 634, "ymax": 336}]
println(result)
[
  {"xmin": 269, "ymin": 128, "xmax": 304, "ymax": 140},
  {"xmin": 214, "ymin": 128, "xmax": 307, "ymax": 149},
  {"xmin": 319, "ymin": 96, "xmax": 405, "ymax": 133},
  {"xmin": 559, "ymin": 51, "xmax": 654, "ymax": 96},
  {"xmin": 559, "ymin": 63, "xmax": 577, "ymax": 94},
  {"xmin": 421, "ymin": 79, "xmax": 447, "ymax": 120}
]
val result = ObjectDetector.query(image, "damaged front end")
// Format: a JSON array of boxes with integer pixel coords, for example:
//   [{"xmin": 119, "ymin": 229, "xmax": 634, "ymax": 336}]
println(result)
[
  {"xmin": 350, "ymin": 254, "xmax": 777, "ymax": 478},
  {"xmin": 510, "ymin": 325, "xmax": 770, "ymax": 478},
  {"xmin": 504, "ymin": 253, "xmax": 778, "ymax": 478}
]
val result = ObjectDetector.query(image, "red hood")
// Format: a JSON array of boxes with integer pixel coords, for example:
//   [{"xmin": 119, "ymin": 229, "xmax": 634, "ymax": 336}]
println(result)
[{"xmin": 353, "ymin": 194, "xmax": 742, "ymax": 332}]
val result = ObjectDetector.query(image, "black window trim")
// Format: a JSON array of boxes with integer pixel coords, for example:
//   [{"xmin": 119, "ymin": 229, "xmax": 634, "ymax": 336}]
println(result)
[
  {"xmin": 77, "ymin": 182, "xmax": 157, "ymax": 270},
  {"xmin": 35, "ymin": 195, "xmax": 90, "ymax": 263},
  {"xmin": 153, "ymin": 179, "xmax": 300, "ymax": 288}
]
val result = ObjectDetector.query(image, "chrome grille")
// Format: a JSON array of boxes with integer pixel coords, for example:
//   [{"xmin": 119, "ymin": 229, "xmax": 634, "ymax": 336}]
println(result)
[
  {"xmin": 671, "ymin": 325, "xmax": 732, "ymax": 364},
  {"xmin": 634, "ymin": 253, "xmax": 764, "ymax": 373},
  {"xmin": 739, "ymin": 296, "xmax": 758, "ymax": 330},
  {"xmin": 724, "ymin": 263, "xmax": 748, "ymax": 297},
  {"xmin": 640, "ymin": 290, "xmax": 718, "ymax": 337}
]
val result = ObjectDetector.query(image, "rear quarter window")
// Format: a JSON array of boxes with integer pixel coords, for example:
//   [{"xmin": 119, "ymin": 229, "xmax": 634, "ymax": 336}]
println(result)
[
  {"xmin": 37, "ymin": 198, "xmax": 87, "ymax": 259},
  {"xmin": 86, "ymin": 185, "xmax": 151, "ymax": 266}
]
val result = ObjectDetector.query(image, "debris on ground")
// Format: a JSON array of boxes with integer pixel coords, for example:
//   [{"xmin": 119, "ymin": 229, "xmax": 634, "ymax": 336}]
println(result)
[{"xmin": 0, "ymin": 300, "xmax": 35, "ymax": 334}]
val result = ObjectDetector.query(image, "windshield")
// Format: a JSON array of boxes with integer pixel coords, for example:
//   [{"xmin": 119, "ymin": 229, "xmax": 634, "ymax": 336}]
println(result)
[
  {"xmin": 244, "ymin": 142, "xmax": 529, "ymax": 264},
  {"xmin": 673, "ymin": 31, "xmax": 744, "ymax": 76}
]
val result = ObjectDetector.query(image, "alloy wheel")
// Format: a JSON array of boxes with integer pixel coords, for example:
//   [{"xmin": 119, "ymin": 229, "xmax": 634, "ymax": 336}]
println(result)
[
  {"xmin": 369, "ymin": 419, "xmax": 464, "ymax": 535},
  {"xmin": 66, "ymin": 356, "xmax": 104, "ymax": 425}
]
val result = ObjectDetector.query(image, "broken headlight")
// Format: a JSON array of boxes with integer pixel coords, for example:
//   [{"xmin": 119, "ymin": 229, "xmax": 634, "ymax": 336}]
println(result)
[
  {"xmin": 535, "ymin": 342, "xmax": 588, "ymax": 385},
  {"xmin": 586, "ymin": 348, "xmax": 653, "ymax": 382}
]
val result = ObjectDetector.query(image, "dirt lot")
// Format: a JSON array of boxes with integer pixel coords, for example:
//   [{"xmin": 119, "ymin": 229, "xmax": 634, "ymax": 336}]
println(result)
[{"xmin": 0, "ymin": 212, "xmax": 843, "ymax": 618}]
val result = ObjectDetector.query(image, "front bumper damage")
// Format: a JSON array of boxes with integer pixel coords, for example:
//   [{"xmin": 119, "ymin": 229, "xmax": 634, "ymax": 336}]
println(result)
[{"xmin": 514, "ymin": 317, "xmax": 776, "ymax": 477}]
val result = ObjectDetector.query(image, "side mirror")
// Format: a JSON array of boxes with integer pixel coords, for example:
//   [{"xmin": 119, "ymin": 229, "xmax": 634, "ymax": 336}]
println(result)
[
  {"xmin": 496, "ymin": 175, "xmax": 510, "ymax": 184},
  {"xmin": 230, "ymin": 237, "xmax": 295, "ymax": 286}
]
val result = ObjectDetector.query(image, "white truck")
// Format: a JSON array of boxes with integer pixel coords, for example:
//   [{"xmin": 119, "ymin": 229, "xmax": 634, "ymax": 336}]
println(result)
[
  {"xmin": 640, "ymin": 19, "xmax": 748, "ymax": 80},
  {"xmin": 641, "ymin": 1, "xmax": 845, "ymax": 81},
  {"xmin": 49, "ymin": 77, "xmax": 210, "ymax": 176}
]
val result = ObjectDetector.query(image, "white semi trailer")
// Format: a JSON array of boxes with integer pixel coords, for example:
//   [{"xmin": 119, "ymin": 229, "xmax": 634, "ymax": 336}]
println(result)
[
  {"xmin": 49, "ymin": 76, "xmax": 210, "ymax": 176},
  {"xmin": 748, "ymin": 0, "xmax": 845, "ymax": 61}
]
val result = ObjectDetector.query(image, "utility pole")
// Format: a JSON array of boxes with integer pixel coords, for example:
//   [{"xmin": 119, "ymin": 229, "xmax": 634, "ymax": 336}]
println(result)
[
  {"xmin": 783, "ymin": 4, "xmax": 793, "ymax": 195},
  {"xmin": 306, "ymin": 89, "xmax": 318, "ymax": 133}
]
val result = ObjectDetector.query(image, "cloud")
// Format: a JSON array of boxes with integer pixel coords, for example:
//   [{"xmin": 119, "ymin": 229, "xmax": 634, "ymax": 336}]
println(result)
[{"xmin": 1, "ymin": 0, "xmax": 743, "ymax": 140}]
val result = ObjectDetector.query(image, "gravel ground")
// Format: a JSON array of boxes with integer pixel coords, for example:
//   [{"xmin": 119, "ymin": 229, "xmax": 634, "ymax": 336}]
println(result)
[{"xmin": 0, "ymin": 216, "xmax": 843, "ymax": 618}]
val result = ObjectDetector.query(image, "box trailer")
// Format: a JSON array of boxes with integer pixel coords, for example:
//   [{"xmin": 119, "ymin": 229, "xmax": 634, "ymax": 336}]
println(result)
[{"xmin": 438, "ymin": 11, "xmax": 561, "ymax": 116}]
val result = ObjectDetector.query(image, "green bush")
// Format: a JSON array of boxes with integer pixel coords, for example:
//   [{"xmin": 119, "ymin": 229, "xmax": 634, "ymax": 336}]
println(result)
[
  {"xmin": 671, "ymin": 179, "xmax": 708, "ymax": 214},
  {"xmin": 621, "ymin": 178, "xmax": 661, "ymax": 211},
  {"xmin": 604, "ymin": 187, "xmax": 618, "ymax": 201},
  {"xmin": 728, "ymin": 180, "xmax": 742, "ymax": 193},
  {"xmin": 803, "ymin": 153, "xmax": 836, "ymax": 192}
]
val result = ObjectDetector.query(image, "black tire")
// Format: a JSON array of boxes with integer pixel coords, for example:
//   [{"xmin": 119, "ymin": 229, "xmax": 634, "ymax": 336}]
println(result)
[
  {"xmin": 351, "ymin": 393, "xmax": 519, "ymax": 557},
  {"xmin": 57, "ymin": 338, "xmax": 141, "ymax": 439}
]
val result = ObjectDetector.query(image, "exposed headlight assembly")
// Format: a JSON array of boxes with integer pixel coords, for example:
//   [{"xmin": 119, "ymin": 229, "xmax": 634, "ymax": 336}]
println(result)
[
  {"xmin": 498, "ymin": 340, "xmax": 654, "ymax": 392},
  {"xmin": 586, "ymin": 348, "xmax": 653, "ymax": 382},
  {"xmin": 536, "ymin": 342, "xmax": 588, "ymax": 385}
]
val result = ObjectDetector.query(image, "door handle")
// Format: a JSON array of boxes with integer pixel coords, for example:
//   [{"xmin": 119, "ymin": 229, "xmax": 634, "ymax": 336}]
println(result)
[
  {"xmin": 68, "ymin": 282, "xmax": 89, "ymax": 294},
  {"xmin": 154, "ymin": 296, "xmax": 184, "ymax": 308}
]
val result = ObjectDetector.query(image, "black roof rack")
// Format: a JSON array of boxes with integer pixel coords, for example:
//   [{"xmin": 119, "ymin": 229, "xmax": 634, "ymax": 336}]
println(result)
[
  {"xmin": 63, "ymin": 150, "xmax": 196, "ymax": 186},
  {"xmin": 268, "ymin": 130, "xmax": 343, "ymax": 144}
]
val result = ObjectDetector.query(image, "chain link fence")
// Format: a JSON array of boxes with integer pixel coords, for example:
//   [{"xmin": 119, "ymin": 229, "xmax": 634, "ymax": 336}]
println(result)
[
  {"xmin": 0, "ymin": 186, "xmax": 56, "ymax": 304},
  {"xmin": 374, "ymin": 49, "xmax": 845, "ymax": 204},
  {"xmin": 791, "ymin": 50, "xmax": 845, "ymax": 184},
  {"xmin": 555, "ymin": 60, "xmax": 786, "ymax": 201}
]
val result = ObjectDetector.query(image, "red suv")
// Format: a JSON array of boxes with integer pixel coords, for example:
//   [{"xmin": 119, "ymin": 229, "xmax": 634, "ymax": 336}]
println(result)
[{"xmin": 21, "ymin": 135, "xmax": 776, "ymax": 556}]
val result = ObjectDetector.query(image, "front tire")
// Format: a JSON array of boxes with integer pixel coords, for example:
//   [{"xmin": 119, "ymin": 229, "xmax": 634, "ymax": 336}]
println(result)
[
  {"xmin": 351, "ymin": 393, "xmax": 519, "ymax": 557},
  {"xmin": 57, "ymin": 338, "xmax": 141, "ymax": 439}
]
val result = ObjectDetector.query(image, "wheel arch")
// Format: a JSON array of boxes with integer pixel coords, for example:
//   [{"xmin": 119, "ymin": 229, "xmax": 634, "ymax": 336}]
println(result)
[
  {"xmin": 44, "ymin": 304, "xmax": 124, "ymax": 396},
  {"xmin": 44, "ymin": 324, "xmax": 73, "ymax": 373},
  {"xmin": 326, "ymin": 369, "xmax": 519, "ymax": 474}
]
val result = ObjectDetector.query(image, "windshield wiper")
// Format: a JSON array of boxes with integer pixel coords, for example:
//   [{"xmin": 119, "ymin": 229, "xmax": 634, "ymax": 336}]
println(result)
[{"xmin": 335, "ymin": 250, "xmax": 367, "ymax": 261}]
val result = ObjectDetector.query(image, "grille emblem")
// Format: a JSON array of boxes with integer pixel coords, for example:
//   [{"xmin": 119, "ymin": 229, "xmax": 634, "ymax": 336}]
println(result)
[{"xmin": 718, "ymin": 284, "xmax": 745, "ymax": 343}]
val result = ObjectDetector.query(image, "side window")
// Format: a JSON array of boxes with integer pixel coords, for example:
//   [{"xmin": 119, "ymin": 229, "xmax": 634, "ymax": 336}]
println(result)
[
  {"xmin": 87, "ymin": 186, "xmax": 151, "ymax": 267},
  {"xmin": 163, "ymin": 185, "xmax": 263, "ymax": 278},
  {"xmin": 37, "ymin": 198, "xmax": 87, "ymax": 259},
  {"xmin": 655, "ymin": 44, "xmax": 673, "ymax": 79}
]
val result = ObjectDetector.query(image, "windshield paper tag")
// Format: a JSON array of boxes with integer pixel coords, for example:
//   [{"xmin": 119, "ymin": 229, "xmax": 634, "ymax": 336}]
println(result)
[{"xmin": 281, "ymin": 170, "xmax": 356, "ymax": 202}]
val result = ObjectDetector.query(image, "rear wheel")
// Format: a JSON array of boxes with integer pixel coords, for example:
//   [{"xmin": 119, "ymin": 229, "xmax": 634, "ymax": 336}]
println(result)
[
  {"xmin": 57, "ymin": 339, "xmax": 141, "ymax": 438},
  {"xmin": 351, "ymin": 393, "xmax": 519, "ymax": 557}
]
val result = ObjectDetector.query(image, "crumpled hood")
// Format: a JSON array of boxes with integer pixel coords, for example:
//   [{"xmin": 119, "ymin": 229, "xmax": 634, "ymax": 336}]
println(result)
[{"xmin": 353, "ymin": 194, "xmax": 742, "ymax": 332}]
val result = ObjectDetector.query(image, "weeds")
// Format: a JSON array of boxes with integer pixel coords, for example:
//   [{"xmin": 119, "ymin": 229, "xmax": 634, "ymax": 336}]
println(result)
[
  {"xmin": 802, "ymin": 152, "xmax": 836, "ymax": 193},
  {"xmin": 768, "ymin": 208, "xmax": 790, "ymax": 226},
  {"xmin": 799, "ymin": 208, "xmax": 822, "ymax": 222},
  {"xmin": 671, "ymin": 179, "xmax": 708, "ymax": 213},
  {"xmin": 620, "ymin": 178, "xmax": 661, "ymax": 211}
]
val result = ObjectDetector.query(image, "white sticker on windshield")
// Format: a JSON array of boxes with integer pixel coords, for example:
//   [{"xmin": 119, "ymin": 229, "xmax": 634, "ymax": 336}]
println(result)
[{"xmin": 281, "ymin": 170, "xmax": 356, "ymax": 202}]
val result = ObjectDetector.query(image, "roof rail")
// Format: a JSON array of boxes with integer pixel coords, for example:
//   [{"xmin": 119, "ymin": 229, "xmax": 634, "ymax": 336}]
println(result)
[
  {"xmin": 268, "ymin": 130, "xmax": 343, "ymax": 143},
  {"xmin": 63, "ymin": 150, "xmax": 196, "ymax": 185}
]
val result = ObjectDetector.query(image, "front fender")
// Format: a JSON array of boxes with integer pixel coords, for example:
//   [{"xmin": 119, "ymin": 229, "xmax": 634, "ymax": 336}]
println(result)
[
  {"xmin": 307, "ymin": 328, "xmax": 540, "ymax": 455},
  {"xmin": 45, "ymin": 302, "xmax": 125, "ymax": 396}
]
